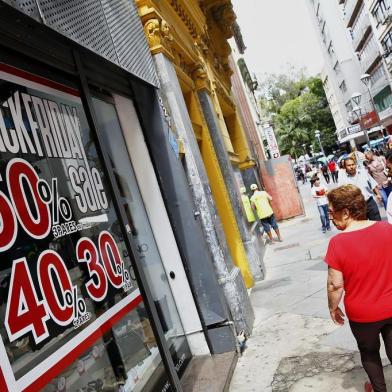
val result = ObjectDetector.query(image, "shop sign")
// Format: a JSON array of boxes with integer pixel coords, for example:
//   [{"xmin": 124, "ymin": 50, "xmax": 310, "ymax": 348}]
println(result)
[
  {"xmin": 263, "ymin": 125, "xmax": 280, "ymax": 159},
  {"xmin": 360, "ymin": 110, "xmax": 379, "ymax": 129},
  {"xmin": 347, "ymin": 124, "xmax": 361, "ymax": 135},
  {"xmin": 0, "ymin": 64, "xmax": 141, "ymax": 391}
]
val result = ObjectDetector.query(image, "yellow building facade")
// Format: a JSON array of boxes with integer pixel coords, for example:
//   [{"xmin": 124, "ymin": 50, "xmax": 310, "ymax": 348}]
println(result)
[{"xmin": 136, "ymin": 0, "xmax": 257, "ymax": 289}]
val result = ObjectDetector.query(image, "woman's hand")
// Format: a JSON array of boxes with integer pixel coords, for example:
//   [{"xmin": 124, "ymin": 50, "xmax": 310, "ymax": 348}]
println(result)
[{"xmin": 329, "ymin": 307, "xmax": 345, "ymax": 325}]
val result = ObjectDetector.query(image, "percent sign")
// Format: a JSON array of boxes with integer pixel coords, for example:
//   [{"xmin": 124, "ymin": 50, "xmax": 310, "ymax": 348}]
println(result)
[
  {"xmin": 64, "ymin": 286, "xmax": 87, "ymax": 320},
  {"xmin": 37, "ymin": 178, "xmax": 72, "ymax": 225},
  {"xmin": 117, "ymin": 263, "xmax": 131, "ymax": 285}
]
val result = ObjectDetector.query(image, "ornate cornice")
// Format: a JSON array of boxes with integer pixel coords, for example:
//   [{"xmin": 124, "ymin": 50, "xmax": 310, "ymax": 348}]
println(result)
[
  {"xmin": 137, "ymin": 2, "xmax": 176, "ymax": 59},
  {"xmin": 168, "ymin": 0, "xmax": 198, "ymax": 38},
  {"xmin": 192, "ymin": 64, "xmax": 211, "ymax": 92},
  {"xmin": 201, "ymin": 0, "xmax": 236, "ymax": 39},
  {"xmin": 211, "ymin": 3, "xmax": 236, "ymax": 39},
  {"xmin": 143, "ymin": 17, "xmax": 175, "ymax": 59}
]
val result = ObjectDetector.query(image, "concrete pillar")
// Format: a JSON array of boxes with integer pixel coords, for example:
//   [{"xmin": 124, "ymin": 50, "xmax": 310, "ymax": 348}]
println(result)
[
  {"xmin": 153, "ymin": 53, "xmax": 254, "ymax": 335},
  {"xmin": 198, "ymin": 91, "xmax": 264, "ymax": 282}
]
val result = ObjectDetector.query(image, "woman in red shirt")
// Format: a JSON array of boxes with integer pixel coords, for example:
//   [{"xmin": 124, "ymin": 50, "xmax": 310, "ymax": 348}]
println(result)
[{"xmin": 326, "ymin": 185, "xmax": 392, "ymax": 392}]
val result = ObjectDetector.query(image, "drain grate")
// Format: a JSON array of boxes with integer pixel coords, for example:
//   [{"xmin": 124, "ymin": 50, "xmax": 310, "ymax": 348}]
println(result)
[{"xmin": 274, "ymin": 242, "xmax": 300, "ymax": 252}]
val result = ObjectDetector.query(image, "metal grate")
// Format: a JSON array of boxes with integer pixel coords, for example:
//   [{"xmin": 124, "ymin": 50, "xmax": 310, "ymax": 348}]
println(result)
[
  {"xmin": 1, "ymin": 0, "xmax": 158, "ymax": 86},
  {"xmin": 37, "ymin": 0, "xmax": 118, "ymax": 63},
  {"xmin": 101, "ymin": 0, "xmax": 159, "ymax": 86},
  {"xmin": 2, "ymin": 0, "xmax": 40, "ymax": 20}
]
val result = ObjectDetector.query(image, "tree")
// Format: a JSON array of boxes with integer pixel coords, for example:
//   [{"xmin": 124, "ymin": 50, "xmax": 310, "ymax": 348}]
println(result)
[{"xmin": 259, "ymin": 71, "xmax": 337, "ymax": 157}]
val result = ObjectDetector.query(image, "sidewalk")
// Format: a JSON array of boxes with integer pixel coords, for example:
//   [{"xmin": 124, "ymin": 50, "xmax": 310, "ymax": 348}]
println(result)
[{"xmin": 230, "ymin": 181, "xmax": 392, "ymax": 391}]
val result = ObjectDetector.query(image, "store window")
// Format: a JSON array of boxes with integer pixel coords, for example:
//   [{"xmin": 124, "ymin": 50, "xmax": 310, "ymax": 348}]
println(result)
[{"xmin": 0, "ymin": 65, "xmax": 169, "ymax": 391}]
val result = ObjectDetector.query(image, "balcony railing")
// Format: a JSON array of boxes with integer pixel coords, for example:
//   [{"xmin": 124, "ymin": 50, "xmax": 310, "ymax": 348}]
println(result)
[
  {"xmin": 360, "ymin": 40, "xmax": 381, "ymax": 71},
  {"xmin": 343, "ymin": 0, "xmax": 362, "ymax": 27},
  {"xmin": 351, "ymin": 14, "xmax": 371, "ymax": 50}
]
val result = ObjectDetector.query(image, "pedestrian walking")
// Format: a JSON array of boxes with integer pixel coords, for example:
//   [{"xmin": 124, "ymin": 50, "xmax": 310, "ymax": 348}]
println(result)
[
  {"xmin": 240, "ymin": 186, "xmax": 256, "ymax": 223},
  {"xmin": 339, "ymin": 157, "xmax": 382, "ymax": 221},
  {"xmin": 249, "ymin": 184, "xmax": 282, "ymax": 243},
  {"xmin": 311, "ymin": 177, "xmax": 331, "ymax": 233},
  {"xmin": 350, "ymin": 147, "xmax": 366, "ymax": 168},
  {"xmin": 364, "ymin": 149, "xmax": 392, "ymax": 209},
  {"xmin": 325, "ymin": 185, "xmax": 392, "ymax": 392},
  {"xmin": 328, "ymin": 160, "xmax": 339, "ymax": 183},
  {"xmin": 385, "ymin": 152, "xmax": 392, "ymax": 224},
  {"xmin": 320, "ymin": 164, "xmax": 330, "ymax": 184},
  {"xmin": 302, "ymin": 166, "xmax": 308, "ymax": 183}
]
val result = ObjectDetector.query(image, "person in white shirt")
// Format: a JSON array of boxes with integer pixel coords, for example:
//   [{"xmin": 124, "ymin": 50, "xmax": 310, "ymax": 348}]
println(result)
[
  {"xmin": 311, "ymin": 177, "xmax": 331, "ymax": 233},
  {"xmin": 340, "ymin": 157, "xmax": 382, "ymax": 221},
  {"xmin": 385, "ymin": 152, "xmax": 392, "ymax": 224}
]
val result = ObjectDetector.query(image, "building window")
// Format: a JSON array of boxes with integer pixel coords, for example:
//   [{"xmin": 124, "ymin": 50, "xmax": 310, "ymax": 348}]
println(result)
[
  {"xmin": 360, "ymin": 34, "xmax": 378, "ymax": 62},
  {"xmin": 339, "ymin": 80, "xmax": 347, "ymax": 93},
  {"xmin": 328, "ymin": 41, "xmax": 334, "ymax": 54},
  {"xmin": 382, "ymin": 28, "xmax": 392, "ymax": 55},
  {"xmin": 333, "ymin": 61, "xmax": 340, "ymax": 73},
  {"xmin": 370, "ymin": 61, "xmax": 385, "ymax": 84},
  {"xmin": 352, "ymin": 5, "xmax": 367, "ymax": 40},
  {"xmin": 372, "ymin": 0, "xmax": 391, "ymax": 25},
  {"xmin": 345, "ymin": 100, "xmax": 353, "ymax": 112},
  {"xmin": 318, "ymin": 15, "xmax": 323, "ymax": 25},
  {"xmin": 0, "ymin": 64, "xmax": 174, "ymax": 391},
  {"xmin": 374, "ymin": 85, "xmax": 392, "ymax": 111}
]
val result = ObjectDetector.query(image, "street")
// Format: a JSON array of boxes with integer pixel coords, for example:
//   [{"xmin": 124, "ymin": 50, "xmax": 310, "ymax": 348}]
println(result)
[{"xmin": 230, "ymin": 179, "xmax": 392, "ymax": 391}]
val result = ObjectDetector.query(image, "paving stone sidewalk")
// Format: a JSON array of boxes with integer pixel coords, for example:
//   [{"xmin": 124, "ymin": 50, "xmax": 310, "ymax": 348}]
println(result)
[{"xmin": 230, "ymin": 181, "xmax": 392, "ymax": 392}]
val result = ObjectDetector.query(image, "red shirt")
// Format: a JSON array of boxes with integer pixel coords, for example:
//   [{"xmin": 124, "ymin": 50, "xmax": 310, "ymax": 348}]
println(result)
[
  {"xmin": 328, "ymin": 161, "xmax": 336, "ymax": 172},
  {"xmin": 325, "ymin": 222, "xmax": 392, "ymax": 322}
]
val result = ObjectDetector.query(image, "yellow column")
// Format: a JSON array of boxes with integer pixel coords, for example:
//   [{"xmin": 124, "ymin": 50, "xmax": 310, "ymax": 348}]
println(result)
[
  {"xmin": 224, "ymin": 113, "xmax": 255, "ymax": 170},
  {"xmin": 184, "ymin": 91, "xmax": 254, "ymax": 287}
]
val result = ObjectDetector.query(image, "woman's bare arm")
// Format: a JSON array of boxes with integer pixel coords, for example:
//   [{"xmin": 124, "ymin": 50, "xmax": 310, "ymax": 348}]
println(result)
[{"xmin": 327, "ymin": 267, "xmax": 345, "ymax": 325}]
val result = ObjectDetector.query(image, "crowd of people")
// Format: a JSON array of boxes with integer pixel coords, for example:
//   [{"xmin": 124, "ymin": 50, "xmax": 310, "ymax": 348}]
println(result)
[
  {"xmin": 306, "ymin": 145, "xmax": 392, "ymax": 229},
  {"xmin": 240, "ymin": 137, "xmax": 392, "ymax": 391},
  {"xmin": 305, "ymin": 140, "xmax": 392, "ymax": 392}
]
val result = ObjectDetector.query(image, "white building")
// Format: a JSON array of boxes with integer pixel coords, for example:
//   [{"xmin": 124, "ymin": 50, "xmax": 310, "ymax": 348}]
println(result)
[
  {"xmin": 365, "ymin": 0, "xmax": 392, "ymax": 128},
  {"xmin": 306, "ymin": 0, "xmax": 391, "ymax": 149}
]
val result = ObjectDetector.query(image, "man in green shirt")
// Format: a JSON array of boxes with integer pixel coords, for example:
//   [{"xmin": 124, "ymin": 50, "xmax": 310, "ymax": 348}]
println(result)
[
  {"xmin": 240, "ymin": 187, "xmax": 256, "ymax": 223},
  {"xmin": 250, "ymin": 184, "xmax": 282, "ymax": 243}
]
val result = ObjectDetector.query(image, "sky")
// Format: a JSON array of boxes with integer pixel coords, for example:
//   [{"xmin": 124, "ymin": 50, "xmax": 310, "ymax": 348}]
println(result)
[{"xmin": 232, "ymin": 0, "xmax": 324, "ymax": 83}]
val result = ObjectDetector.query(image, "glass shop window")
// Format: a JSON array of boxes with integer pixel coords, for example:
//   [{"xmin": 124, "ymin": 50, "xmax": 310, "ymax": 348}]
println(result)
[{"xmin": 0, "ymin": 65, "xmax": 169, "ymax": 391}]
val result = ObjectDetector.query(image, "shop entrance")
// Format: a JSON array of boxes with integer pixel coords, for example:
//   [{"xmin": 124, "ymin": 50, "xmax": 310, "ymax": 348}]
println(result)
[
  {"xmin": 0, "ymin": 61, "xmax": 189, "ymax": 391},
  {"xmin": 91, "ymin": 94, "xmax": 192, "ymax": 377}
]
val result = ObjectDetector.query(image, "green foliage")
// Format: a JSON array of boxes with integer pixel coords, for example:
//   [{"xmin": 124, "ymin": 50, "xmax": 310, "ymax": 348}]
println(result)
[{"xmin": 259, "ymin": 71, "xmax": 337, "ymax": 159}]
